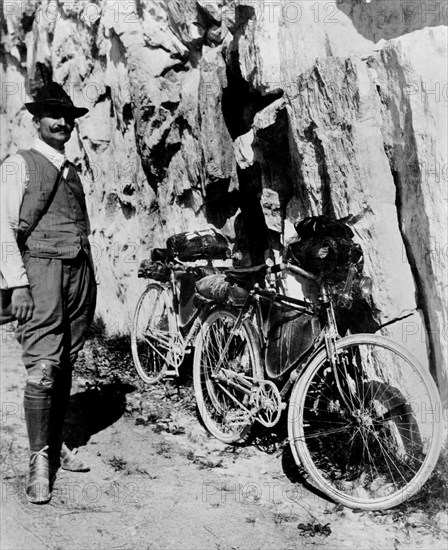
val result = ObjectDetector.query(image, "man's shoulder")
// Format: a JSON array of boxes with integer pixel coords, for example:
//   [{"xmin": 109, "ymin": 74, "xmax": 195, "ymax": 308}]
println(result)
[
  {"xmin": 2, "ymin": 150, "xmax": 27, "ymax": 160},
  {"xmin": 0, "ymin": 152, "xmax": 30, "ymax": 190},
  {"xmin": 0, "ymin": 152, "xmax": 28, "ymax": 170}
]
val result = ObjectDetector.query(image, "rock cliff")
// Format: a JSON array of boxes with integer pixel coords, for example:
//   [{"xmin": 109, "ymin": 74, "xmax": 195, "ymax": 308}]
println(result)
[{"xmin": 1, "ymin": 0, "xmax": 447, "ymax": 401}]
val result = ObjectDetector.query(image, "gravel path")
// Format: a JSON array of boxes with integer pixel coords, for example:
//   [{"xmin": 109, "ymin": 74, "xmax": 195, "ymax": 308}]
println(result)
[{"xmin": 1, "ymin": 326, "xmax": 446, "ymax": 550}]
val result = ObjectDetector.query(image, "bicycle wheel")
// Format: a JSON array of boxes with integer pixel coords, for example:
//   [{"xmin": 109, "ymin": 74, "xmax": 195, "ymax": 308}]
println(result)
[
  {"xmin": 131, "ymin": 283, "xmax": 179, "ymax": 384},
  {"xmin": 193, "ymin": 308, "xmax": 263, "ymax": 444},
  {"xmin": 288, "ymin": 334, "xmax": 443, "ymax": 510}
]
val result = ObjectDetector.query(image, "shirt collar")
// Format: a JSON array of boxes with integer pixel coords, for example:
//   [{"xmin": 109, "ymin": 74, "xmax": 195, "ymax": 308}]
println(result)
[{"xmin": 32, "ymin": 138, "xmax": 67, "ymax": 170}]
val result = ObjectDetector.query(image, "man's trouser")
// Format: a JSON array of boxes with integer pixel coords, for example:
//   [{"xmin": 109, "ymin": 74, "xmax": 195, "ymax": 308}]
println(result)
[{"xmin": 16, "ymin": 251, "xmax": 96, "ymax": 455}]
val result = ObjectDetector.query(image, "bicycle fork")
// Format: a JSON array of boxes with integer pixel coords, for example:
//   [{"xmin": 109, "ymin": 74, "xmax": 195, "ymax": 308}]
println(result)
[{"xmin": 321, "ymin": 284, "xmax": 361, "ymax": 413}]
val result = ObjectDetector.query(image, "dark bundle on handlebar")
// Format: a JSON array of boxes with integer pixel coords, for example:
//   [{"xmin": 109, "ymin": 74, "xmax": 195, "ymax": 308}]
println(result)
[
  {"xmin": 287, "ymin": 215, "xmax": 363, "ymax": 285},
  {"xmin": 286, "ymin": 215, "xmax": 378, "ymax": 333}
]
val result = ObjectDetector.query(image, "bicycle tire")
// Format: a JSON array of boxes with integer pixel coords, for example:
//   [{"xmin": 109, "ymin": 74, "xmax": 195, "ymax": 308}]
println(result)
[
  {"xmin": 288, "ymin": 334, "xmax": 443, "ymax": 510},
  {"xmin": 193, "ymin": 308, "xmax": 263, "ymax": 444},
  {"xmin": 131, "ymin": 283, "xmax": 178, "ymax": 384}
]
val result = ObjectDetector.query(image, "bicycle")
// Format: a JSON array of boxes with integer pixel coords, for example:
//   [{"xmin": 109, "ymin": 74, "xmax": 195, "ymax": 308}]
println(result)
[
  {"xmin": 130, "ymin": 249, "xmax": 226, "ymax": 384},
  {"xmin": 192, "ymin": 261, "xmax": 443, "ymax": 510}
]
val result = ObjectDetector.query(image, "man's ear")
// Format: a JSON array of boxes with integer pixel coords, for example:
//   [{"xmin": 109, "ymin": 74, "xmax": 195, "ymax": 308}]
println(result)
[{"xmin": 32, "ymin": 115, "xmax": 40, "ymax": 126}]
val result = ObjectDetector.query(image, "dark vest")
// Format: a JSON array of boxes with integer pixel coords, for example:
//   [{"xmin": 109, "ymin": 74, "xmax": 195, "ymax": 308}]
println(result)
[{"xmin": 17, "ymin": 148, "xmax": 91, "ymax": 259}]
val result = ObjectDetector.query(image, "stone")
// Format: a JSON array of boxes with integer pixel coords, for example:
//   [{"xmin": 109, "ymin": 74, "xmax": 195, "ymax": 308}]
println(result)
[
  {"xmin": 233, "ymin": 130, "xmax": 254, "ymax": 169},
  {"xmin": 0, "ymin": 0, "xmax": 446, "ymax": 405},
  {"xmin": 406, "ymin": 511, "xmax": 426, "ymax": 527},
  {"xmin": 434, "ymin": 511, "xmax": 448, "ymax": 532}
]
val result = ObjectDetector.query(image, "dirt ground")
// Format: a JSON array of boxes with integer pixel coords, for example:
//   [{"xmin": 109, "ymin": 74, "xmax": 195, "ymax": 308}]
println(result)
[{"xmin": 1, "ymin": 325, "xmax": 447, "ymax": 550}]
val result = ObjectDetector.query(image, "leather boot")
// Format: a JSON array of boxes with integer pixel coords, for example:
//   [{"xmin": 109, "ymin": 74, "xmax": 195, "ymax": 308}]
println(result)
[
  {"xmin": 24, "ymin": 381, "xmax": 52, "ymax": 504},
  {"xmin": 47, "ymin": 371, "xmax": 90, "ymax": 472},
  {"xmin": 48, "ymin": 373, "xmax": 71, "ymax": 471},
  {"xmin": 26, "ymin": 446, "xmax": 51, "ymax": 504},
  {"xmin": 60, "ymin": 443, "xmax": 90, "ymax": 472}
]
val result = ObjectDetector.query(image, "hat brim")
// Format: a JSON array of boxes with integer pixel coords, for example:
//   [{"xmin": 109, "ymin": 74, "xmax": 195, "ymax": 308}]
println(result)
[{"xmin": 25, "ymin": 102, "xmax": 89, "ymax": 118}]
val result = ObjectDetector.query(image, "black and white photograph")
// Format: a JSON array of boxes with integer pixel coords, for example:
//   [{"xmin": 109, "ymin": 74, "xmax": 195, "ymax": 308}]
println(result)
[{"xmin": 0, "ymin": 0, "xmax": 447, "ymax": 548}]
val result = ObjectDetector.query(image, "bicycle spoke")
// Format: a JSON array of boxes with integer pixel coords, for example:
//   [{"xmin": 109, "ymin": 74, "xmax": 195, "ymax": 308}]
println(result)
[
  {"xmin": 194, "ymin": 309, "xmax": 262, "ymax": 443},
  {"xmin": 289, "ymin": 335, "xmax": 442, "ymax": 509},
  {"xmin": 131, "ymin": 284, "xmax": 181, "ymax": 384}
]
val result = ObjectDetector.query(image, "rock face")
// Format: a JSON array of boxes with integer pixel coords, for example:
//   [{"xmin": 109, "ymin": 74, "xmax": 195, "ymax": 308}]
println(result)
[{"xmin": 1, "ymin": 1, "xmax": 446, "ymax": 401}]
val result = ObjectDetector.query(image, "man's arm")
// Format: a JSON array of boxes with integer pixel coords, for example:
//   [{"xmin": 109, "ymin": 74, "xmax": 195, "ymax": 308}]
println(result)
[{"xmin": 0, "ymin": 154, "xmax": 34, "ymax": 322}]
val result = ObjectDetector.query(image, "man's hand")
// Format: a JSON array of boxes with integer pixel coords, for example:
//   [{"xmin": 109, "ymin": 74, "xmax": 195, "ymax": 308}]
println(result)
[{"xmin": 11, "ymin": 287, "xmax": 34, "ymax": 323}]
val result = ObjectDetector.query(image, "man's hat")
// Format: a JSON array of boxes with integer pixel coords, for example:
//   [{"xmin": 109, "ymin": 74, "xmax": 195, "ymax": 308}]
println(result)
[{"xmin": 25, "ymin": 82, "xmax": 89, "ymax": 118}]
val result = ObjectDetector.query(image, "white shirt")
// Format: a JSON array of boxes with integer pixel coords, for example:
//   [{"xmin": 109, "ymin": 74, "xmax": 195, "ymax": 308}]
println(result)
[{"xmin": 0, "ymin": 139, "xmax": 68, "ymax": 289}]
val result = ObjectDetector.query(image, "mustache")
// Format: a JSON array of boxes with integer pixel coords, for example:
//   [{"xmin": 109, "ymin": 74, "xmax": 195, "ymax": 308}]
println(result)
[{"xmin": 50, "ymin": 125, "xmax": 72, "ymax": 132}]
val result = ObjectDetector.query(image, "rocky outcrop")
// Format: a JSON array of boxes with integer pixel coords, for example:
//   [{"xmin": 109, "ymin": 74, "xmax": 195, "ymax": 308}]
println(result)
[{"xmin": 1, "ymin": 1, "xmax": 446, "ymax": 400}]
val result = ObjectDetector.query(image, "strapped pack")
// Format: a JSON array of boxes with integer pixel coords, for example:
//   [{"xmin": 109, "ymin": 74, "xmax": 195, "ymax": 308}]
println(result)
[
  {"xmin": 137, "ymin": 259, "xmax": 169, "ymax": 282},
  {"xmin": 166, "ymin": 228, "xmax": 230, "ymax": 262}
]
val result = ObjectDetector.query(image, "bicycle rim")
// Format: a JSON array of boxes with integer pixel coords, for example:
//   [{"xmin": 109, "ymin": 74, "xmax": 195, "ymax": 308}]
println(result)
[
  {"xmin": 288, "ymin": 334, "xmax": 443, "ymax": 510},
  {"xmin": 193, "ymin": 308, "xmax": 262, "ymax": 444},
  {"xmin": 131, "ymin": 284, "xmax": 178, "ymax": 384}
]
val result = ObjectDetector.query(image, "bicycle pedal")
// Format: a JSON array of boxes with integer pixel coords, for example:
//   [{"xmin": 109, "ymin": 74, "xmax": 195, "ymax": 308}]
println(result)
[{"xmin": 164, "ymin": 369, "xmax": 179, "ymax": 377}]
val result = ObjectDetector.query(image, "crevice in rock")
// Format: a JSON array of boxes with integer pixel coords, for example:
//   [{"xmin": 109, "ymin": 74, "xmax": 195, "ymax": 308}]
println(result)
[
  {"xmin": 141, "ymin": 120, "xmax": 183, "ymax": 192},
  {"xmin": 96, "ymin": 86, "xmax": 111, "ymax": 105},
  {"xmin": 222, "ymin": 49, "xmax": 283, "ymax": 140},
  {"xmin": 122, "ymin": 103, "xmax": 133, "ymax": 127},
  {"xmin": 177, "ymin": 188, "xmax": 202, "ymax": 213},
  {"xmin": 304, "ymin": 122, "xmax": 336, "ymax": 219},
  {"xmin": 392, "ymin": 165, "xmax": 436, "ymax": 379},
  {"xmin": 204, "ymin": 179, "xmax": 239, "ymax": 229},
  {"xmin": 160, "ymin": 100, "xmax": 180, "ymax": 113},
  {"xmin": 135, "ymin": 0, "xmax": 144, "ymax": 19},
  {"xmin": 370, "ymin": 50, "xmax": 438, "ymax": 381},
  {"xmin": 376, "ymin": 311, "xmax": 415, "ymax": 331},
  {"xmin": 160, "ymin": 62, "xmax": 190, "ymax": 78},
  {"xmin": 233, "ymin": 165, "xmax": 269, "ymax": 266},
  {"xmin": 109, "ymin": 29, "xmax": 127, "ymax": 66},
  {"xmin": 234, "ymin": 4, "xmax": 257, "ymax": 37},
  {"xmin": 254, "ymin": 106, "xmax": 295, "ymax": 253},
  {"xmin": 222, "ymin": 4, "xmax": 283, "ymax": 138},
  {"xmin": 211, "ymin": 10, "xmax": 284, "ymax": 260},
  {"xmin": 21, "ymin": 10, "xmax": 35, "ymax": 33},
  {"xmin": 0, "ymin": 6, "xmax": 7, "ymax": 38},
  {"xmin": 90, "ymin": 18, "xmax": 101, "ymax": 60}
]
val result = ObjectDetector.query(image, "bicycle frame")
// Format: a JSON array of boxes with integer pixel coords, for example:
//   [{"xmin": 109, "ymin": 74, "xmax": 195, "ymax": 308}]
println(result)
[
  {"xmin": 154, "ymin": 266, "xmax": 217, "ymax": 377},
  {"xmin": 208, "ymin": 263, "xmax": 357, "ymax": 417},
  {"xmin": 193, "ymin": 258, "xmax": 444, "ymax": 510}
]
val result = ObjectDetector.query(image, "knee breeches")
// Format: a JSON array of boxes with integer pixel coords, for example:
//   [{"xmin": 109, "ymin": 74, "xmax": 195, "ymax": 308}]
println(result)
[{"xmin": 16, "ymin": 252, "xmax": 97, "ymax": 378}]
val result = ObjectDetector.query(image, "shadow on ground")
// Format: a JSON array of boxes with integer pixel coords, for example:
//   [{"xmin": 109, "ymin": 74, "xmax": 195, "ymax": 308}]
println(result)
[
  {"xmin": 63, "ymin": 382, "xmax": 135, "ymax": 448},
  {"xmin": 250, "ymin": 415, "xmax": 334, "ymax": 506}
]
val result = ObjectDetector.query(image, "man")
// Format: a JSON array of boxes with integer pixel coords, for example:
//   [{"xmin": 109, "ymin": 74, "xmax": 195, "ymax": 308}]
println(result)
[{"xmin": 0, "ymin": 82, "xmax": 97, "ymax": 504}]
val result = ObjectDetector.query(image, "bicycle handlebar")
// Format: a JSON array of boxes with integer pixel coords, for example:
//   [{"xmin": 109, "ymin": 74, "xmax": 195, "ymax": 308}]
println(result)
[
  {"xmin": 265, "ymin": 262, "xmax": 317, "ymax": 281},
  {"xmin": 164, "ymin": 257, "xmax": 317, "ymax": 281},
  {"xmin": 283, "ymin": 262, "xmax": 317, "ymax": 281}
]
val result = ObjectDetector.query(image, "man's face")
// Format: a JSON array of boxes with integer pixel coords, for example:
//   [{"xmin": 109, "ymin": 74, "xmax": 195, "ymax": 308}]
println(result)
[{"xmin": 35, "ymin": 108, "xmax": 75, "ymax": 151}]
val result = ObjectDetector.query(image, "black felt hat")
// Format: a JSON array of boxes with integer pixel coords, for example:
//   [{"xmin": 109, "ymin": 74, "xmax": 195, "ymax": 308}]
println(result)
[{"xmin": 25, "ymin": 82, "xmax": 89, "ymax": 118}]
